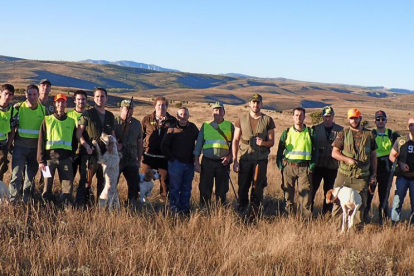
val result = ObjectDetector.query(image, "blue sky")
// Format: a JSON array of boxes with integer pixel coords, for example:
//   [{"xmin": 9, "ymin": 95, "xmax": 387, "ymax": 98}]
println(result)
[{"xmin": 2, "ymin": 1, "xmax": 413, "ymax": 89}]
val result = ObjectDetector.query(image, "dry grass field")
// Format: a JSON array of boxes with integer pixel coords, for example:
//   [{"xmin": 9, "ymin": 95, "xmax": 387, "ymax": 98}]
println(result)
[{"xmin": 1, "ymin": 94, "xmax": 414, "ymax": 275}]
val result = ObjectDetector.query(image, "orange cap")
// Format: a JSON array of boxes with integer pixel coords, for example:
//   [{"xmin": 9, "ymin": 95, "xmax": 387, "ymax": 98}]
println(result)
[
  {"xmin": 54, "ymin": 93, "xmax": 67, "ymax": 102},
  {"xmin": 348, "ymin": 108, "xmax": 361, "ymax": 119}
]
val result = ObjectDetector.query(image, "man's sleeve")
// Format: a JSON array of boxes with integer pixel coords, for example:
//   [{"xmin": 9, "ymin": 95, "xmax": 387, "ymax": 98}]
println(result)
[
  {"xmin": 310, "ymin": 128, "xmax": 318, "ymax": 171},
  {"xmin": 276, "ymin": 130, "xmax": 287, "ymax": 170},
  {"xmin": 193, "ymin": 124, "xmax": 205, "ymax": 156},
  {"xmin": 78, "ymin": 110, "xmax": 89, "ymax": 127},
  {"xmin": 37, "ymin": 120, "xmax": 47, "ymax": 165},
  {"xmin": 392, "ymin": 139, "xmax": 400, "ymax": 153},
  {"xmin": 332, "ymin": 131, "xmax": 344, "ymax": 150},
  {"xmin": 160, "ymin": 129, "xmax": 173, "ymax": 162},
  {"xmin": 268, "ymin": 117, "xmax": 276, "ymax": 131}
]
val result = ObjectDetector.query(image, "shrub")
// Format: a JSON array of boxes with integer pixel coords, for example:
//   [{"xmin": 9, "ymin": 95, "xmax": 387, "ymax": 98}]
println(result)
[{"xmin": 310, "ymin": 111, "xmax": 323, "ymax": 124}]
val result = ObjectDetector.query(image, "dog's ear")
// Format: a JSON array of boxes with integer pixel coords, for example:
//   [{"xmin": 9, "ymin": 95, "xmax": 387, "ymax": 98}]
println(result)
[{"xmin": 326, "ymin": 190, "xmax": 334, "ymax": 204}]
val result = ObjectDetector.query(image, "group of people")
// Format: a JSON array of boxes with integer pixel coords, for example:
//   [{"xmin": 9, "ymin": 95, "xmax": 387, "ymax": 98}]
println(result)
[{"xmin": 1, "ymin": 81, "xmax": 413, "ymax": 229}]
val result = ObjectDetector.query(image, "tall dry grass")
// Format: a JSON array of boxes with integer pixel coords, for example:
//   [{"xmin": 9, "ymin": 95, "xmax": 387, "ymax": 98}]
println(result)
[{"xmin": 1, "ymin": 160, "xmax": 414, "ymax": 275}]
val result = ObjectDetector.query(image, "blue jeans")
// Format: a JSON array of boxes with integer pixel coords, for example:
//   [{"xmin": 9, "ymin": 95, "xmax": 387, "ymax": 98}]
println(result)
[
  {"xmin": 9, "ymin": 145, "xmax": 38, "ymax": 202},
  {"xmin": 391, "ymin": 176, "xmax": 414, "ymax": 223},
  {"xmin": 168, "ymin": 160, "xmax": 194, "ymax": 214}
]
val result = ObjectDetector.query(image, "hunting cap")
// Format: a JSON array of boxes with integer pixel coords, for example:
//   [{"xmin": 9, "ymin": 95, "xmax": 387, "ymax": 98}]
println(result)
[
  {"xmin": 250, "ymin": 93, "xmax": 262, "ymax": 102},
  {"xmin": 375, "ymin": 110, "xmax": 387, "ymax": 119},
  {"xmin": 321, "ymin": 106, "xmax": 335, "ymax": 117},
  {"xmin": 39, "ymin": 79, "xmax": 51, "ymax": 85},
  {"xmin": 348, "ymin": 108, "xmax": 361, "ymax": 119},
  {"xmin": 211, "ymin": 101, "xmax": 224, "ymax": 109},
  {"xmin": 120, "ymin": 99, "xmax": 134, "ymax": 108},
  {"xmin": 54, "ymin": 93, "xmax": 67, "ymax": 102}
]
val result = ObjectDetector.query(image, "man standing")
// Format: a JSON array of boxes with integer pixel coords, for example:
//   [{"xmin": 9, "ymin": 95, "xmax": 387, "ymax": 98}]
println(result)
[
  {"xmin": 277, "ymin": 107, "xmax": 317, "ymax": 218},
  {"xmin": 194, "ymin": 102, "xmax": 234, "ymax": 207},
  {"xmin": 67, "ymin": 90, "xmax": 87, "ymax": 182},
  {"xmin": 9, "ymin": 84, "xmax": 46, "ymax": 203},
  {"xmin": 141, "ymin": 96, "xmax": 177, "ymax": 199},
  {"xmin": 389, "ymin": 118, "xmax": 414, "ymax": 224},
  {"xmin": 365, "ymin": 110, "xmax": 399, "ymax": 222},
  {"xmin": 161, "ymin": 107, "xmax": 199, "ymax": 215},
  {"xmin": 76, "ymin": 87, "xmax": 116, "ymax": 207},
  {"xmin": 332, "ymin": 108, "xmax": 377, "ymax": 231},
  {"xmin": 37, "ymin": 94, "xmax": 77, "ymax": 204},
  {"xmin": 311, "ymin": 106, "xmax": 343, "ymax": 214},
  {"xmin": 115, "ymin": 99, "xmax": 143, "ymax": 207},
  {"xmin": 232, "ymin": 94, "xmax": 275, "ymax": 216},
  {"xmin": 39, "ymin": 79, "xmax": 55, "ymax": 115},
  {"xmin": 0, "ymin": 84, "xmax": 15, "ymax": 181}
]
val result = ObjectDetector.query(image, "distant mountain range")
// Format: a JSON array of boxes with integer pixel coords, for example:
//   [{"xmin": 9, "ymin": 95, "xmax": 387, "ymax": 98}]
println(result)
[{"xmin": 79, "ymin": 59, "xmax": 180, "ymax": 72}]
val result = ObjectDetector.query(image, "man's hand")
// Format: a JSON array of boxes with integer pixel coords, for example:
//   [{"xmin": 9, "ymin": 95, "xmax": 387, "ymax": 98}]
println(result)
[
  {"xmin": 233, "ymin": 160, "xmax": 240, "ymax": 173},
  {"xmin": 399, "ymin": 161, "xmax": 410, "ymax": 172},
  {"xmin": 256, "ymin": 137, "xmax": 263, "ymax": 146},
  {"xmin": 221, "ymin": 154, "xmax": 232, "ymax": 166},
  {"xmin": 85, "ymin": 144, "xmax": 93, "ymax": 155},
  {"xmin": 194, "ymin": 163, "xmax": 201, "ymax": 173},
  {"xmin": 346, "ymin": 158, "xmax": 358, "ymax": 165},
  {"xmin": 39, "ymin": 163, "xmax": 46, "ymax": 171}
]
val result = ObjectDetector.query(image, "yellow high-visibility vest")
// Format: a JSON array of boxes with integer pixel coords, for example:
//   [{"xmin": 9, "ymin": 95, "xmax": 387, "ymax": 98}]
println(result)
[
  {"xmin": 284, "ymin": 126, "xmax": 312, "ymax": 160},
  {"xmin": 45, "ymin": 115, "xmax": 75, "ymax": 150},
  {"xmin": 18, "ymin": 102, "xmax": 45, "ymax": 139},
  {"xmin": 202, "ymin": 121, "xmax": 232, "ymax": 150}
]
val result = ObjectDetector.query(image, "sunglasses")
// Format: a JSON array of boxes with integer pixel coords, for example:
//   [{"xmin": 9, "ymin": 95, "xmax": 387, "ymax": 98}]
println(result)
[{"xmin": 375, "ymin": 118, "xmax": 386, "ymax": 122}]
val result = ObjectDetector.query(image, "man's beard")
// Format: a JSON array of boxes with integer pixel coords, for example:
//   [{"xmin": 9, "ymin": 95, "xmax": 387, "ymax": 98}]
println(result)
[{"xmin": 349, "ymin": 121, "xmax": 361, "ymax": 129}]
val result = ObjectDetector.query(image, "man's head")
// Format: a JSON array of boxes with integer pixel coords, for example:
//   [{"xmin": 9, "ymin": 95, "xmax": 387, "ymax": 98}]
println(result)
[
  {"xmin": 293, "ymin": 107, "xmax": 306, "ymax": 126},
  {"xmin": 347, "ymin": 108, "xmax": 362, "ymax": 130},
  {"xmin": 54, "ymin": 93, "xmax": 67, "ymax": 113},
  {"xmin": 249, "ymin": 93, "xmax": 263, "ymax": 114},
  {"xmin": 94, "ymin": 87, "xmax": 107, "ymax": 108},
  {"xmin": 25, "ymin": 84, "xmax": 39, "ymax": 105},
  {"xmin": 374, "ymin": 110, "xmax": 387, "ymax": 128},
  {"xmin": 74, "ymin": 90, "xmax": 87, "ymax": 111},
  {"xmin": 408, "ymin": 118, "xmax": 414, "ymax": 134},
  {"xmin": 120, "ymin": 99, "xmax": 134, "ymax": 119},
  {"xmin": 321, "ymin": 106, "xmax": 335, "ymax": 127},
  {"xmin": 0, "ymin": 84, "xmax": 15, "ymax": 106},
  {"xmin": 153, "ymin": 96, "xmax": 168, "ymax": 117},
  {"xmin": 211, "ymin": 101, "xmax": 225, "ymax": 122},
  {"xmin": 177, "ymin": 107, "xmax": 189, "ymax": 125},
  {"xmin": 39, "ymin": 79, "xmax": 51, "ymax": 100}
]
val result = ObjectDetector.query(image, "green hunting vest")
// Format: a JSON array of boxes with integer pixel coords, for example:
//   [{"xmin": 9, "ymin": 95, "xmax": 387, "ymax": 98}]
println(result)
[
  {"xmin": 284, "ymin": 126, "xmax": 312, "ymax": 161},
  {"xmin": 203, "ymin": 120, "xmax": 232, "ymax": 150},
  {"xmin": 313, "ymin": 122, "xmax": 343, "ymax": 169},
  {"xmin": 67, "ymin": 109, "xmax": 83, "ymax": 127},
  {"xmin": 373, "ymin": 128, "xmax": 393, "ymax": 158},
  {"xmin": 44, "ymin": 115, "xmax": 75, "ymax": 150},
  {"xmin": 0, "ymin": 105, "xmax": 13, "ymax": 141},
  {"xmin": 18, "ymin": 102, "xmax": 46, "ymax": 139},
  {"xmin": 338, "ymin": 128, "xmax": 372, "ymax": 178},
  {"xmin": 239, "ymin": 113, "xmax": 272, "ymax": 161}
]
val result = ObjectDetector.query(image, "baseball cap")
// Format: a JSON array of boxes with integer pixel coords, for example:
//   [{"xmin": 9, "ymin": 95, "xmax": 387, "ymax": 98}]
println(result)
[
  {"xmin": 39, "ymin": 79, "xmax": 51, "ymax": 85},
  {"xmin": 54, "ymin": 94, "xmax": 67, "ymax": 102},
  {"xmin": 348, "ymin": 108, "xmax": 361, "ymax": 119},
  {"xmin": 120, "ymin": 99, "xmax": 134, "ymax": 107},
  {"xmin": 321, "ymin": 106, "xmax": 335, "ymax": 117},
  {"xmin": 375, "ymin": 110, "xmax": 387, "ymax": 119},
  {"xmin": 211, "ymin": 101, "xmax": 224, "ymax": 109},
  {"xmin": 250, "ymin": 93, "xmax": 262, "ymax": 102}
]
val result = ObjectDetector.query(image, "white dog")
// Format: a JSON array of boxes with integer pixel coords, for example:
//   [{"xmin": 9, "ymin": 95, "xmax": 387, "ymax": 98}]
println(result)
[
  {"xmin": 326, "ymin": 186, "xmax": 362, "ymax": 233},
  {"xmin": 139, "ymin": 169, "xmax": 159, "ymax": 204},
  {"xmin": 92, "ymin": 133, "xmax": 122, "ymax": 210},
  {"xmin": 0, "ymin": 180, "xmax": 10, "ymax": 205}
]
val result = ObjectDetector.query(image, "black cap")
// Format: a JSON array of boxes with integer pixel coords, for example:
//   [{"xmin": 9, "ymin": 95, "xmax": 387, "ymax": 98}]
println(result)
[
  {"xmin": 375, "ymin": 110, "xmax": 387, "ymax": 119},
  {"xmin": 39, "ymin": 79, "xmax": 51, "ymax": 85}
]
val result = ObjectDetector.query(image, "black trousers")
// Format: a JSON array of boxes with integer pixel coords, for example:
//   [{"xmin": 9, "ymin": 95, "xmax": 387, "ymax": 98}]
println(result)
[
  {"xmin": 366, "ymin": 170, "xmax": 391, "ymax": 216},
  {"xmin": 119, "ymin": 163, "xmax": 140, "ymax": 203},
  {"xmin": 238, "ymin": 159, "xmax": 268, "ymax": 208},
  {"xmin": 199, "ymin": 156, "xmax": 229, "ymax": 206},
  {"xmin": 311, "ymin": 167, "xmax": 338, "ymax": 214}
]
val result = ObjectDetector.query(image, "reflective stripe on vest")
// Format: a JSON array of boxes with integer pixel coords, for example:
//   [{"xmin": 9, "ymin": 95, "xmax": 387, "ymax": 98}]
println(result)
[
  {"xmin": 202, "ymin": 121, "xmax": 232, "ymax": 150},
  {"xmin": 0, "ymin": 107, "xmax": 12, "ymax": 140},
  {"xmin": 45, "ymin": 115, "xmax": 75, "ymax": 150},
  {"xmin": 284, "ymin": 126, "xmax": 312, "ymax": 160},
  {"xmin": 375, "ymin": 128, "xmax": 392, "ymax": 157},
  {"xmin": 18, "ymin": 102, "xmax": 45, "ymax": 139}
]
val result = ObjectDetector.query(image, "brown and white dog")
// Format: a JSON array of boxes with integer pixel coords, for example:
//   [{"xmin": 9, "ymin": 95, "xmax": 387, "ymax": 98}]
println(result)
[
  {"xmin": 0, "ymin": 180, "xmax": 10, "ymax": 205},
  {"xmin": 326, "ymin": 186, "xmax": 362, "ymax": 233},
  {"xmin": 92, "ymin": 133, "xmax": 122, "ymax": 210}
]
